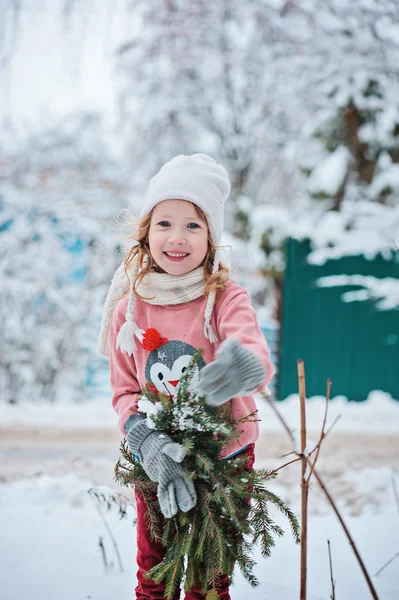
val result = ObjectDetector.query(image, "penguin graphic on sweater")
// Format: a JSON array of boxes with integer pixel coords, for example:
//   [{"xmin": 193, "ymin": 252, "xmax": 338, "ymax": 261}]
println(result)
[{"xmin": 141, "ymin": 328, "xmax": 206, "ymax": 397}]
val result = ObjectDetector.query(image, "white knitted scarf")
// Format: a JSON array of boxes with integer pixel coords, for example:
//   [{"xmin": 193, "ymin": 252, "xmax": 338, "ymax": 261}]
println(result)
[
  {"xmin": 97, "ymin": 254, "xmax": 219, "ymax": 357},
  {"xmin": 136, "ymin": 267, "xmax": 205, "ymax": 305}
]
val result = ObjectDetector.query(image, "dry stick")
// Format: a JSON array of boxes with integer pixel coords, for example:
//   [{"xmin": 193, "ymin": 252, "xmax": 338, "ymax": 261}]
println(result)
[
  {"xmin": 280, "ymin": 412, "xmax": 339, "ymax": 463},
  {"xmin": 261, "ymin": 389, "xmax": 380, "ymax": 600},
  {"xmin": 298, "ymin": 360, "xmax": 308, "ymax": 600},
  {"xmin": 312, "ymin": 470, "xmax": 379, "ymax": 599},
  {"xmin": 274, "ymin": 415, "xmax": 341, "ymax": 475},
  {"xmin": 374, "ymin": 474, "xmax": 399, "ymax": 577},
  {"xmin": 98, "ymin": 536, "xmax": 108, "ymax": 569},
  {"xmin": 324, "ymin": 414, "xmax": 342, "ymax": 438},
  {"xmin": 374, "ymin": 551, "xmax": 399, "ymax": 578},
  {"xmin": 327, "ymin": 539, "xmax": 336, "ymax": 600},
  {"xmin": 96, "ymin": 503, "xmax": 124, "ymax": 572},
  {"xmin": 306, "ymin": 379, "xmax": 331, "ymax": 484},
  {"xmin": 273, "ymin": 456, "xmax": 303, "ymax": 473},
  {"xmin": 392, "ymin": 474, "xmax": 399, "ymax": 516}
]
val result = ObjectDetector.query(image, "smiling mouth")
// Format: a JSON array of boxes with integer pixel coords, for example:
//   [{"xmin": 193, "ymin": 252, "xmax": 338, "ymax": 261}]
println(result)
[{"xmin": 163, "ymin": 251, "xmax": 190, "ymax": 261}]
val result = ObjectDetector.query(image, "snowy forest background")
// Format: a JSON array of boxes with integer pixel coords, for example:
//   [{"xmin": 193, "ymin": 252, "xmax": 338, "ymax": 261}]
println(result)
[
  {"xmin": 1, "ymin": 0, "xmax": 399, "ymax": 406},
  {"xmin": 1, "ymin": 3, "xmax": 399, "ymax": 600}
]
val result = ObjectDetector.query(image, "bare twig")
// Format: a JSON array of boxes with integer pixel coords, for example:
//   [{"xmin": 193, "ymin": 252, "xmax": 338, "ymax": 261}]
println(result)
[
  {"xmin": 98, "ymin": 536, "xmax": 108, "ymax": 569},
  {"xmin": 306, "ymin": 379, "xmax": 331, "ymax": 484},
  {"xmin": 275, "ymin": 430, "xmax": 336, "ymax": 475},
  {"xmin": 374, "ymin": 474, "xmax": 399, "ymax": 577},
  {"xmin": 313, "ymin": 470, "xmax": 379, "ymax": 599},
  {"xmin": 261, "ymin": 388, "xmax": 380, "ymax": 600},
  {"xmin": 273, "ymin": 455, "xmax": 303, "ymax": 474},
  {"xmin": 374, "ymin": 551, "xmax": 399, "ymax": 577},
  {"xmin": 95, "ymin": 502, "xmax": 124, "ymax": 572},
  {"xmin": 88, "ymin": 487, "xmax": 135, "ymax": 523},
  {"xmin": 392, "ymin": 474, "xmax": 399, "ymax": 517},
  {"xmin": 324, "ymin": 414, "xmax": 342, "ymax": 438},
  {"xmin": 280, "ymin": 416, "xmax": 338, "ymax": 463},
  {"xmin": 327, "ymin": 539, "xmax": 336, "ymax": 600},
  {"xmin": 298, "ymin": 360, "xmax": 308, "ymax": 600},
  {"xmin": 280, "ymin": 450, "xmax": 297, "ymax": 459}
]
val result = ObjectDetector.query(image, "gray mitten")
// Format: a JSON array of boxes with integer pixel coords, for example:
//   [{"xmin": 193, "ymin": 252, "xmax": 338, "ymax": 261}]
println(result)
[
  {"xmin": 124, "ymin": 414, "xmax": 197, "ymax": 518},
  {"xmin": 197, "ymin": 338, "xmax": 266, "ymax": 407}
]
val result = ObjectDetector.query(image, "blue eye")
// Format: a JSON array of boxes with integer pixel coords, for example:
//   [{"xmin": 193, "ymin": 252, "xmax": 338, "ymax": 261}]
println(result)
[
  {"xmin": 187, "ymin": 223, "xmax": 200, "ymax": 229},
  {"xmin": 158, "ymin": 221, "xmax": 170, "ymax": 227}
]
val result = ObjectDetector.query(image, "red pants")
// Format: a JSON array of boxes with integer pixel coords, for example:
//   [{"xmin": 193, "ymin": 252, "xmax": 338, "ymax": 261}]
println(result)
[{"xmin": 134, "ymin": 444, "xmax": 255, "ymax": 600}]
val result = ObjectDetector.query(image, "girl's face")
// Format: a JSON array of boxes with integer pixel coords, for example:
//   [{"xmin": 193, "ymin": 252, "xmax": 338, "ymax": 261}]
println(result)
[{"xmin": 148, "ymin": 199, "xmax": 209, "ymax": 275}]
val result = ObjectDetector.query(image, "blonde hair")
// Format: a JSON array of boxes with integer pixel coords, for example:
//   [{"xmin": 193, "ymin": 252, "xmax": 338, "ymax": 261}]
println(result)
[{"xmin": 120, "ymin": 202, "xmax": 229, "ymax": 301}]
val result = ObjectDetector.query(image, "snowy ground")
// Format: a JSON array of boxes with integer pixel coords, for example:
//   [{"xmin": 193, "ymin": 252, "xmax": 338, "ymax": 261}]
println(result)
[{"xmin": 0, "ymin": 392, "xmax": 398, "ymax": 600}]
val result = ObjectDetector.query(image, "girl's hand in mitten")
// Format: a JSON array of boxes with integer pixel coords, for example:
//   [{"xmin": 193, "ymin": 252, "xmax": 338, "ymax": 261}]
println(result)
[
  {"xmin": 124, "ymin": 415, "xmax": 197, "ymax": 518},
  {"xmin": 197, "ymin": 338, "xmax": 266, "ymax": 407}
]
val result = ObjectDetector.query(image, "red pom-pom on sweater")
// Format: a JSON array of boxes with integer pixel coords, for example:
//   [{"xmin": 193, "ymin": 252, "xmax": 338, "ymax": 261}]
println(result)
[{"xmin": 141, "ymin": 328, "xmax": 168, "ymax": 351}]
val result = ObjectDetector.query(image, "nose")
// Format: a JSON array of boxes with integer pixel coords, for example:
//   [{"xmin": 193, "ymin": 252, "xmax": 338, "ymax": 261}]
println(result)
[{"xmin": 168, "ymin": 234, "xmax": 186, "ymax": 245}]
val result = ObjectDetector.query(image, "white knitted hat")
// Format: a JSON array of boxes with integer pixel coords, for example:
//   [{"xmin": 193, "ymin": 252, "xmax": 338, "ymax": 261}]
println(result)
[
  {"xmin": 142, "ymin": 153, "xmax": 230, "ymax": 245},
  {"xmin": 98, "ymin": 154, "xmax": 231, "ymax": 357}
]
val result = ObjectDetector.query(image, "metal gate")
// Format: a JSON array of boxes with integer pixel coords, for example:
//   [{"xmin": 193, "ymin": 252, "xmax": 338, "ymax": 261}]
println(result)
[{"xmin": 278, "ymin": 239, "xmax": 399, "ymax": 401}]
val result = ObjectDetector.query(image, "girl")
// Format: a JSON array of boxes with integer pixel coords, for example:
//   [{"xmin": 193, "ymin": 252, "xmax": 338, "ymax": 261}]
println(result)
[{"xmin": 98, "ymin": 153, "xmax": 275, "ymax": 600}]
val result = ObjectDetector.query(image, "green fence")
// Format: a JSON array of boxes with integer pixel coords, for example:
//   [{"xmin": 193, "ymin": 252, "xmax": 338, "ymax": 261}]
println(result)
[{"xmin": 278, "ymin": 238, "xmax": 399, "ymax": 401}]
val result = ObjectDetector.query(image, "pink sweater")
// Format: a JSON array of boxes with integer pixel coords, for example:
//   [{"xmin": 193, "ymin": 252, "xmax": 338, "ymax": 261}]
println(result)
[{"xmin": 109, "ymin": 278, "xmax": 275, "ymax": 458}]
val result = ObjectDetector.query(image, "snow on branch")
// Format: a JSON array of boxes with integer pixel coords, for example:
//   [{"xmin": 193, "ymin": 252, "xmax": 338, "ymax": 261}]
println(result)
[
  {"xmin": 308, "ymin": 146, "xmax": 351, "ymax": 198},
  {"xmin": 295, "ymin": 201, "xmax": 399, "ymax": 265}
]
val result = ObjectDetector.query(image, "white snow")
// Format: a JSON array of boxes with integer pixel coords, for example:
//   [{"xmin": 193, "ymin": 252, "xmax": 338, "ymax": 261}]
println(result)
[
  {"xmin": 1, "ymin": 392, "xmax": 399, "ymax": 599},
  {"xmin": 316, "ymin": 274, "xmax": 399, "ymax": 310},
  {"xmin": 308, "ymin": 146, "xmax": 351, "ymax": 197},
  {"xmin": 298, "ymin": 201, "xmax": 399, "ymax": 265},
  {"xmin": 0, "ymin": 398, "xmax": 119, "ymax": 429},
  {"xmin": 257, "ymin": 389, "xmax": 399, "ymax": 434},
  {"xmin": 0, "ymin": 473, "xmax": 396, "ymax": 600},
  {"xmin": 369, "ymin": 163, "xmax": 399, "ymax": 199},
  {"xmin": 245, "ymin": 198, "xmax": 399, "ymax": 276},
  {"xmin": 137, "ymin": 399, "xmax": 164, "ymax": 429},
  {"xmin": 2, "ymin": 389, "xmax": 398, "ymax": 434},
  {"xmin": 2, "ymin": 389, "xmax": 398, "ymax": 433}
]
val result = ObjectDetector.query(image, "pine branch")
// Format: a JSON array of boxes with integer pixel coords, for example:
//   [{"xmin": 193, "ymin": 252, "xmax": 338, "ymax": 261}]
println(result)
[
  {"xmin": 112, "ymin": 349, "xmax": 300, "ymax": 595},
  {"xmin": 250, "ymin": 496, "xmax": 277, "ymax": 558},
  {"xmin": 195, "ymin": 451, "xmax": 214, "ymax": 474},
  {"xmin": 164, "ymin": 528, "xmax": 189, "ymax": 600},
  {"xmin": 253, "ymin": 484, "xmax": 300, "ymax": 543},
  {"xmin": 185, "ymin": 512, "xmax": 199, "ymax": 558},
  {"xmin": 184, "ymin": 557, "xmax": 197, "ymax": 593},
  {"xmin": 235, "ymin": 547, "xmax": 259, "ymax": 587},
  {"xmin": 143, "ymin": 491, "xmax": 163, "ymax": 543}
]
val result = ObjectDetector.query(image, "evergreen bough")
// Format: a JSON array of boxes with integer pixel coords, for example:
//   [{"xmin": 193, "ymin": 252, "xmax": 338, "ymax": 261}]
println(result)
[{"xmin": 115, "ymin": 350, "xmax": 300, "ymax": 599}]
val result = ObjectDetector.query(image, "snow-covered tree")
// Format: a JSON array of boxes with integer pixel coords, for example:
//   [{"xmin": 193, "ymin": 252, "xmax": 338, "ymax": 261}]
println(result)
[
  {"xmin": 114, "ymin": 1, "xmax": 303, "ymax": 223},
  {"xmin": 0, "ymin": 115, "xmax": 128, "ymax": 403},
  {"xmin": 113, "ymin": 0, "xmax": 399, "ymax": 320},
  {"xmin": 2, "ymin": 0, "xmax": 398, "ymax": 354},
  {"xmin": 246, "ymin": 1, "xmax": 399, "ymax": 294}
]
